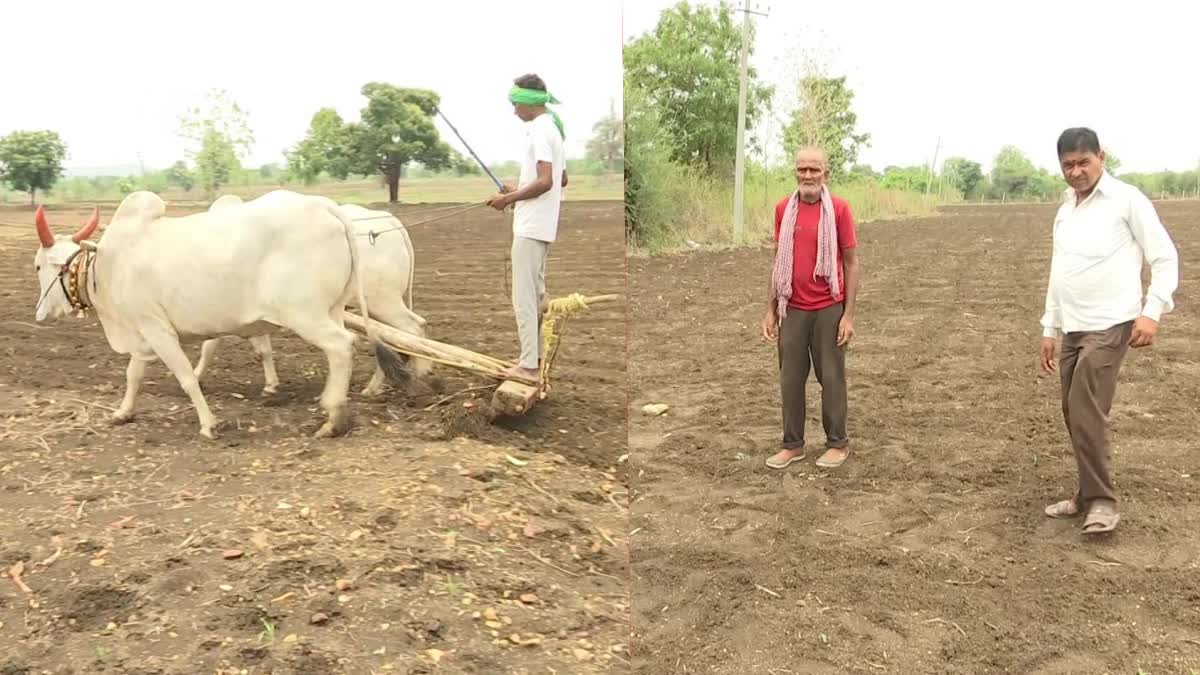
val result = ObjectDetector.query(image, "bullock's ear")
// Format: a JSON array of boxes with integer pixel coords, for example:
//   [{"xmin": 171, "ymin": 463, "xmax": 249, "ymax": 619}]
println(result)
[
  {"xmin": 35, "ymin": 205, "xmax": 56, "ymax": 248},
  {"xmin": 72, "ymin": 206, "xmax": 100, "ymax": 243}
]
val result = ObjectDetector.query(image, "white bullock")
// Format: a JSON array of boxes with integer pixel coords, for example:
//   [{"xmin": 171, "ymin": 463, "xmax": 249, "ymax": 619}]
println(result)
[
  {"xmin": 32, "ymin": 190, "xmax": 388, "ymax": 439},
  {"xmin": 192, "ymin": 195, "xmax": 431, "ymax": 397}
]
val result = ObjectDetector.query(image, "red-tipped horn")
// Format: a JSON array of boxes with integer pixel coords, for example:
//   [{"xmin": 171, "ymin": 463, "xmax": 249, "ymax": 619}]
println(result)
[
  {"xmin": 72, "ymin": 206, "xmax": 100, "ymax": 243},
  {"xmin": 35, "ymin": 205, "xmax": 55, "ymax": 248}
]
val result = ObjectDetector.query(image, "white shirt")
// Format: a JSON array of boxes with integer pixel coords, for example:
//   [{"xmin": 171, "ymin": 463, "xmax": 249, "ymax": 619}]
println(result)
[
  {"xmin": 1041, "ymin": 171, "xmax": 1179, "ymax": 338},
  {"xmin": 512, "ymin": 112, "xmax": 565, "ymax": 243}
]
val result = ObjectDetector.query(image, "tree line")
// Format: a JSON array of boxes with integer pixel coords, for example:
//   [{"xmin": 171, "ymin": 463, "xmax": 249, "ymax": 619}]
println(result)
[
  {"xmin": 624, "ymin": 1, "xmax": 1197, "ymax": 243},
  {"xmin": 0, "ymin": 85, "xmax": 623, "ymax": 205}
]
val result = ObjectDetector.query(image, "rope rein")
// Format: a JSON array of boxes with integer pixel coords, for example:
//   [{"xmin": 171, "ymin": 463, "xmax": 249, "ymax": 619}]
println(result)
[{"xmin": 354, "ymin": 202, "xmax": 490, "ymax": 245}]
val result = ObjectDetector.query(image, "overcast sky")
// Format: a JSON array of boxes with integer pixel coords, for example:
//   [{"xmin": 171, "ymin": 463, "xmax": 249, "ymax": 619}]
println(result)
[
  {"xmin": 624, "ymin": 0, "xmax": 1200, "ymax": 174},
  {"xmin": 0, "ymin": 0, "xmax": 622, "ymax": 173}
]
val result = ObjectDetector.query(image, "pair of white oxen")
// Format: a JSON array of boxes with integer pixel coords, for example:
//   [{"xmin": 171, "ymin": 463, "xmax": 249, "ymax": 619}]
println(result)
[{"xmin": 32, "ymin": 189, "xmax": 432, "ymax": 440}]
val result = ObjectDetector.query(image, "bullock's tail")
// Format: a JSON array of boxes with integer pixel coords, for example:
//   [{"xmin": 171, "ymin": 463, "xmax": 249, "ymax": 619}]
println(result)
[{"xmin": 324, "ymin": 203, "xmax": 412, "ymax": 387}]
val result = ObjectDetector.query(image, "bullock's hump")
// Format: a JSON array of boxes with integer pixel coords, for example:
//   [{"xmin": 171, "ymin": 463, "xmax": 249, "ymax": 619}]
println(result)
[
  {"xmin": 208, "ymin": 194, "xmax": 244, "ymax": 212},
  {"xmin": 111, "ymin": 191, "xmax": 166, "ymax": 227}
]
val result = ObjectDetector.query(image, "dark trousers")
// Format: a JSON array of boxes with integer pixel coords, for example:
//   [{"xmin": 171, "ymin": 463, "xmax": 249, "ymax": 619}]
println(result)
[
  {"xmin": 1059, "ymin": 320, "xmax": 1132, "ymax": 505},
  {"xmin": 777, "ymin": 302, "xmax": 849, "ymax": 450}
]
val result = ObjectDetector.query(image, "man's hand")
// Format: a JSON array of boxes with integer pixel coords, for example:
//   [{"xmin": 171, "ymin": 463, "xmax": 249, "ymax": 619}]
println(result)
[
  {"xmin": 761, "ymin": 305, "xmax": 779, "ymax": 343},
  {"xmin": 486, "ymin": 193, "xmax": 510, "ymax": 211},
  {"xmin": 500, "ymin": 183, "xmax": 514, "ymax": 194},
  {"xmin": 837, "ymin": 314, "xmax": 856, "ymax": 347},
  {"xmin": 1040, "ymin": 337, "xmax": 1057, "ymax": 374},
  {"xmin": 1129, "ymin": 316, "xmax": 1159, "ymax": 348}
]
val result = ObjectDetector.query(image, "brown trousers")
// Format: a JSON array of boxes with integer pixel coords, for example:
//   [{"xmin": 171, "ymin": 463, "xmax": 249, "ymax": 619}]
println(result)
[
  {"xmin": 1059, "ymin": 320, "xmax": 1133, "ymax": 505},
  {"xmin": 777, "ymin": 302, "xmax": 849, "ymax": 450}
]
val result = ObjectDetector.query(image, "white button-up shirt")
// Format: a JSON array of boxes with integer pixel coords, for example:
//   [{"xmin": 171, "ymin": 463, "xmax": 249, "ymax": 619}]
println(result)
[{"xmin": 1041, "ymin": 171, "xmax": 1179, "ymax": 338}]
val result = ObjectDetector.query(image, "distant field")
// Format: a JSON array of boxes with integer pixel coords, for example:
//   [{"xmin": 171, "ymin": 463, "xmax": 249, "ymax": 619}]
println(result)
[{"xmin": 0, "ymin": 173, "xmax": 623, "ymax": 207}]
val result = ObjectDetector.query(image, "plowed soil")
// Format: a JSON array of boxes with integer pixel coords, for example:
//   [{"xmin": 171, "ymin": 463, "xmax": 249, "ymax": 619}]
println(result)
[
  {"xmin": 0, "ymin": 198, "xmax": 629, "ymax": 674},
  {"xmin": 629, "ymin": 201, "xmax": 1200, "ymax": 674}
]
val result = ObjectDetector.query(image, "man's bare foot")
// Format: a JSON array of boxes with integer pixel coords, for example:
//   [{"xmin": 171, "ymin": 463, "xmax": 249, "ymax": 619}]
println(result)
[
  {"xmin": 765, "ymin": 448, "xmax": 805, "ymax": 469},
  {"xmin": 815, "ymin": 447, "xmax": 849, "ymax": 468},
  {"xmin": 504, "ymin": 365, "xmax": 541, "ymax": 383}
]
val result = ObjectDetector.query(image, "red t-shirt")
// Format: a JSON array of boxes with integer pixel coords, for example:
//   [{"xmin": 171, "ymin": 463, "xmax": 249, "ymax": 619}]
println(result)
[{"xmin": 773, "ymin": 194, "xmax": 858, "ymax": 311}]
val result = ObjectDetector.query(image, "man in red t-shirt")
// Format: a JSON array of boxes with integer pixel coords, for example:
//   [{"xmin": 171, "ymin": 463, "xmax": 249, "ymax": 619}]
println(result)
[{"xmin": 760, "ymin": 147, "xmax": 861, "ymax": 469}]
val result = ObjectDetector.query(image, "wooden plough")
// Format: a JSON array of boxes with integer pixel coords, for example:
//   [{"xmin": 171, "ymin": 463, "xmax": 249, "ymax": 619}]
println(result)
[{"xmin": 342, "ymin": 293, "xmax": 619, "ymax": 417}]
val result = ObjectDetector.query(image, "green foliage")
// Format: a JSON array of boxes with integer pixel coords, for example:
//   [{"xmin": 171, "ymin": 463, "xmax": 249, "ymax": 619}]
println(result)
[
  {"xmin": 286, "ymin": 108, "xmax": 355, "ymax": 185},
  {"xmin": 1122, "ymin": 169, "xmax": 1200, "ymax": 198},
  {"xmin": 990, "ymin": 145, "xmax": 1041, "ymax": 198},
  {"xmin": 879, "ymin": 165, "xmax": 932, "ymax": 193},
  {"xmin": 194, "ymin": 128, "xmax": 239, "ymax": 197},
  {"xmin": 0, "ymin": 130, "xmax": 69, "ymax": 204},
  {"xmin": 782, "ymin": 76, "xmax": 870, "ymax": 181},
  {"xmin": 350, "ymin": 83, "xmax": 452, "ymax": 199},
  {"xmin": 942, "ymin": 157, "xmax": 983, "ymax": 198},
  {"xmin": 165, "ymin": 160, "xmax": 195, "ymax": 192},
  {"xmin": 624, "ymin": 81, "xmax": 691, "ymax": 247},
  {"xmin": 178, "ymin": 89, "xmax": 254, "ymax": 197},
  {"xmin": 449, "ymin": 150, "xmax": 482, "ymax": 177},
  {"xmin": 116, "ymin": 177, "xmax": 136, "ymax": 195},
  {"xmin": 586, "ymin": 105, "xmax": 624, "ymax": 174},
  {"xmin": 286, "ymin": 84, "xmax": 452, "ymax": 202},
  {"xmin": 624, "ymin": 0, "xmax": 773, "ymax": 174}
]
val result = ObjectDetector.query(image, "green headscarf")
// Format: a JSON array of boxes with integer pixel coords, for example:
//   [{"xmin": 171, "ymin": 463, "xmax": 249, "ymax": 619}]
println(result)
[{"xmin": 508, "ymin": 86, "xmax": 564, "ymax": 139}]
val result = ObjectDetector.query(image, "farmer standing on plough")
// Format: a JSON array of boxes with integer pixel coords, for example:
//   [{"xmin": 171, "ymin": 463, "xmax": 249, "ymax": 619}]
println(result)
[
  {"xmin": 761, "ymin": 146, "xmax": 861, "ymax": 470},
  {"xmin": 486, "ymin": 73, "xmax": 568, "ymax": 383},
  {"xmin": 1039, "ymin": 127, "xmax": 1179, "ymax": 535}
]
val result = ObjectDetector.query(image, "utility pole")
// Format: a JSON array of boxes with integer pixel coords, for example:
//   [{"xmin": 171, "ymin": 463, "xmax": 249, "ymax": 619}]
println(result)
[
  {"xmin": 924, "ymin": 136, "xmax": 941, "ymax": 195},
  {"xmin": 733, "ymin": 0, "xmax": 768, "ymax": 242}
]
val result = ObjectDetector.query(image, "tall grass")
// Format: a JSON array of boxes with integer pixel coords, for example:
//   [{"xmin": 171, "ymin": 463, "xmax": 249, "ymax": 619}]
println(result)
[{"xmin": 627, "ymin": 165, "xmax": 950, "ymax": 253}]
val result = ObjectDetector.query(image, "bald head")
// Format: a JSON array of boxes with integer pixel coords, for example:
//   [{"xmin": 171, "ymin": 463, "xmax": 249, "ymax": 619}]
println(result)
[
  {"xmin": 794, "ymin": 146, "xmax": 828, "ymax": 168},
  {"xmin": 793, "ymin": 146, "xmax": 828, "ymax": 202}
]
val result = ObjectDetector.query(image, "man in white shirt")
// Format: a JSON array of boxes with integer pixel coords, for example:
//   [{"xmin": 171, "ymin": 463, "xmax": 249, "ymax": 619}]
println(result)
[
  {"xmin": 486, "ymin": 73, "xmax": 567, "ymax": 383},
  {"xmin": 1039, "ymin": 127, "xmax": 1179, "ymax": 535}
]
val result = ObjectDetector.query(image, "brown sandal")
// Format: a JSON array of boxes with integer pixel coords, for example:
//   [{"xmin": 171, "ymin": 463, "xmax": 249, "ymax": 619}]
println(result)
[
  {"xmin": 1082, "ymin": 502, "xmax": 1120, "ymax": 534},
  {"xmin": 1043, "ymin": 498, "xmax": 1081, "ymax": 519}
]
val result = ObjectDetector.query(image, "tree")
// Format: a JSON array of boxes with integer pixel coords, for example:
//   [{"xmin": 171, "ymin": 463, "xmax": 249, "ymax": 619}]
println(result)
[
  {"xmin": 991, "ymin": 145, "xmax": 1039, "ymax": 198},
  {"xmin": 285, "ymin": 108, "xmax": 354, "ymax": 185},
  {"xmin": 586, "ymin": 102, "xmax": 624, "ymax": 173},
  {"xmin": 624, "ymin": 0, "xmax": 774, "ymax": 174},
  {"xmin": 782, "ymin": 76, "xmax": 870, "ymax": 182},
  {"xmin": 348, "ymin": 83, "xmax": 453, "ymax": 202},
  {"xmin": 942, "ymin": 157, "xmax": 984, "ymax": 198},
  {"xmin": 165, "ymin": 160, "xmax": 195, "ymax": 192},
  {"xmin": 879, "ymin": 165, "xmax": 931, "ymax": 193},
  {"xmin": 449, "ymin": 150, "xmax": 481, "ymax": 177},
  {"xmin": 178, "ymin": 89, "xmax": 254, "ymax": 197},
  {"xmin": 624, "ymin": 79, "xmax": 686, "ymax": 245},
  {"xmin": 193, "ymin": 129, "xmax": 239, "ymax": 197},
  {"xmin": 289, "ymin": 84, "xmax": 452, "ymax": 202},
  {"xmin": 0, "ymin": 130, "xmax": 68, "ymax": 205}
]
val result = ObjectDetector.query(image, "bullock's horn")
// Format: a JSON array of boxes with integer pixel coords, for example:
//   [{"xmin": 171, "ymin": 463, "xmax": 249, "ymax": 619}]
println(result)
[
  {"xmin": 35, "ymin": 205, "xmax": 55, "ymax": 248},
  {"xmin": 72, "ymin": 206, "xmax": 100, "ymax": 243}
]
